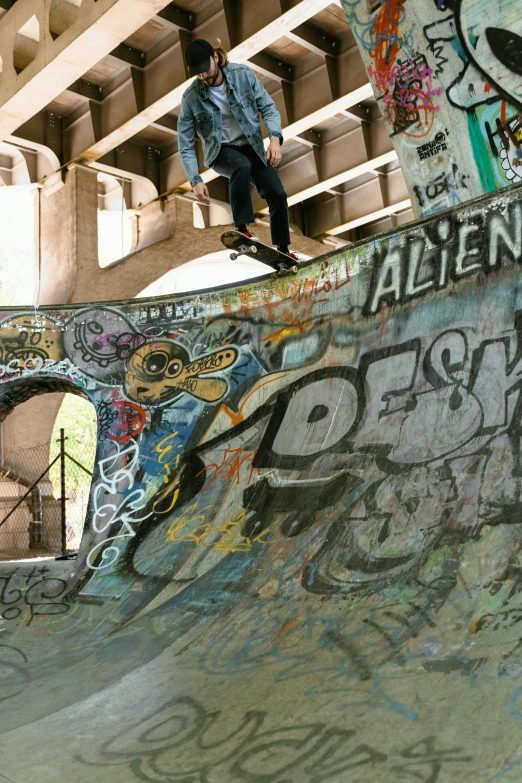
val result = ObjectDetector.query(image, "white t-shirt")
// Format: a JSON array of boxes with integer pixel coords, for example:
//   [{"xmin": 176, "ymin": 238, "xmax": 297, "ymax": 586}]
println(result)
[{"xmin": 208, "ymin": 82, "xmax": 248, "ymax": 145}]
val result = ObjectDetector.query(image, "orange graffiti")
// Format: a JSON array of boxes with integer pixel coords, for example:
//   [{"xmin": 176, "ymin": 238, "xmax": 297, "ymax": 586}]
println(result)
[{"xmin": 370, "ymin": 0, "xmax": 407, "ymax": 73}]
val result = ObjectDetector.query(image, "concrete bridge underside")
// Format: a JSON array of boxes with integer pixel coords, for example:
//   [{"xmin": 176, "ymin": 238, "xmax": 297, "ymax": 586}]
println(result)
[{"xmin": 0, "ymin": 0, "xmax": 414, "ymax": 260}]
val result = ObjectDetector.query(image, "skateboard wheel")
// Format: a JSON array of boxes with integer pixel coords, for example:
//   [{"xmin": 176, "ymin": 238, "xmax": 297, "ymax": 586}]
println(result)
[
  {"xmin": 250, "ymin": 245, "xmax": 257, "ymax": 253},
  {"xmin": 230, "ymin": 253, "xmax": 238, "ymax": 260},
  {"xmin": 290, "ymin": 265, "xmax": 297, "ymax": 273}
]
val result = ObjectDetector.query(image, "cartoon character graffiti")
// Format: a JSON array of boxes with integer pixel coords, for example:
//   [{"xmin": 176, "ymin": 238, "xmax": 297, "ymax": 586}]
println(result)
[{"xmin": 124, "ymin": 342, "xmax": 239, "ymax": 405}]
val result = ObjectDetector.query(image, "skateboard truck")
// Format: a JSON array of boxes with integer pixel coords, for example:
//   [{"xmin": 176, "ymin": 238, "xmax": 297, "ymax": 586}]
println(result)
[
  {"xmin": 230, "ymin": 244, "xmax": 257, "ymax": 261},
  {"xmin": 274, "ymin": 262, "xmax": 298, "ymax": 276},
  {"xmin": 230, "ymin": 245, "xmax": 296, "ymax": 275},
  {"xmin": 230, "ymin": 245, "xmax": 257, "ymax": 261}
]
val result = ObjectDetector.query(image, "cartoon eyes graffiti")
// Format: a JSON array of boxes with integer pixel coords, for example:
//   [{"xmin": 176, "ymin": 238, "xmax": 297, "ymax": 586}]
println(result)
[
  {"xmin": 124, "ymin": 341, "xmax": 238, "ymax": 405},
  {"xmin": 142, "ymin": 350, "xmax": 183, "ymax": 379}
]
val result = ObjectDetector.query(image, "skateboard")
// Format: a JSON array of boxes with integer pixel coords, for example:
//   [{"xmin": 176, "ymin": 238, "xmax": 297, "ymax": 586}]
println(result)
[{"xmin": 221, "ymin": 230, "xmax": 299, "ymax": 276}]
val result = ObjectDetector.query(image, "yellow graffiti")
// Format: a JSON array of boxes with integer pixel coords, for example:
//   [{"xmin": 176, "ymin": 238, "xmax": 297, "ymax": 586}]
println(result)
[
  {"xmin": 166, "ymin": 502, "xmax": 211, "ymax": 544},
  {"xmin": 153, "ymin": 483, "xmax": 180, "ymax": 515},
  {"xmin": 251, "ymin": 517, "xmax": 282, "ymax": 545},
  {"xmin": 155, "ymin": 431, "xmax": 182, "ymax": 483},
  {"xmin": 213, "ymin": 510, "xmax": 252, "ymax": 552},
  {"xmin": 166, "ymin": 505, "xmax": 279, "ymax": 552}
]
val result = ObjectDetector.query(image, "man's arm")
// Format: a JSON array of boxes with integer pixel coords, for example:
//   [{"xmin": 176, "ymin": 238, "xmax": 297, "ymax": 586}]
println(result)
[
  {"xmin": 248, "ymin": 69, "xmax": 284, "ymax": 146},
  {"xmin": 178, "ymin": 97, "xmax": 204, "ymax": 188}
]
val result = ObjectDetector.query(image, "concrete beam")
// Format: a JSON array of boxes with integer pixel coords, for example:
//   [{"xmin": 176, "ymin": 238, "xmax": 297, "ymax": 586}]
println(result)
[
  {"xmin": 259, "ymin": 150, "xmax": 398, "ymax": 213},
  {"xmin": 37, "ymin": 163, "xmax": 98, "ymax": 305},
  {"xmin": 284, "ymin": 84, "xmax": 373, "ymax": 137},
  {"xmin": 249, "ymin": 52, "xmax": 295, "ymax": 83},
  {"xmin": 68, "ymin": 193, "xmax": 325, "ymax": 302},
  {"xmin": 338, "ymin": 107, "xmax": 370, "ymax": 123},
  {"xmin": 0, "ymin": 0, "xmax": 174, "ymax": 143},
  {"xmin": 0, "ymin": 0, "xmax": 401, "ymax": 246},
  {"xmin": 154, "ymin": 5, "xmax": 195, "ymax": 32},
  {"xmin": 6, "ymin": 134, "xmax": 61, "ymax": 180},
  {"xmin": 324, "ymin": 198, "xmax": 412, "ymax": 235},
  {"xmin": 286, "ymin": 23, "xmax": 339, "ymax": 58}
]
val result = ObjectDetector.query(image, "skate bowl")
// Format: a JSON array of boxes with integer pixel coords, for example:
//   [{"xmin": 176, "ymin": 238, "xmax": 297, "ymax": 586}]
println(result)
[{"xmin": 1, "ymin": 183, "xmax": 522, "ymax": 781}]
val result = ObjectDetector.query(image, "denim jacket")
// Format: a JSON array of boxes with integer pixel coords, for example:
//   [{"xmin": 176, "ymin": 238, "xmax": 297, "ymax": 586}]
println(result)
[{"xmin": 178, "ymin": 63, "xmax": 284, "ymax": 187}]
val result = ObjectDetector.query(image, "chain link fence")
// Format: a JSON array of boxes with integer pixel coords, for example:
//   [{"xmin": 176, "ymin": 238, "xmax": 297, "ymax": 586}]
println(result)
[{"xmin": 0, "ymin": 430, "xmax": 96, "ymax": 561}]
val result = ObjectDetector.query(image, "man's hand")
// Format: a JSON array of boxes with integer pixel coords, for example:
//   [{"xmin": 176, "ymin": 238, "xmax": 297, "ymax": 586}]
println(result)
[
  {"xmin": 267, "ymin": 137, "xmax": 282, "ymax": 167},
  {"xmin": 193, "ymin": 182, "xmax": 210, "ymax": 203}
]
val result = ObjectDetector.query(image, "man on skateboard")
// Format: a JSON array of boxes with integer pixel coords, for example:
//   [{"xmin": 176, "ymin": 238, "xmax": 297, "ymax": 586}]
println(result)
[{"xmin": 178, "ymin": 39, "xmax": 299, "ymax": 263}]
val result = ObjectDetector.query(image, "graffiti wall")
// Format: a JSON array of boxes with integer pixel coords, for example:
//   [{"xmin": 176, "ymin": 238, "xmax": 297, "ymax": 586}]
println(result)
[
  {"xmin": 2, "ymin": 184, "xmax": 522, "ymax": 779},
  {"xmin": 342, "ymin": 0, "xmax": 522, "ymax": 216}
]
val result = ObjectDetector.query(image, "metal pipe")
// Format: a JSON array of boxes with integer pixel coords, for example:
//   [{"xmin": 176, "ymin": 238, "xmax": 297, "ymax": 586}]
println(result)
[{"xmin": 60, "ymin": 428, "xmax": 67, "ymax": 557}]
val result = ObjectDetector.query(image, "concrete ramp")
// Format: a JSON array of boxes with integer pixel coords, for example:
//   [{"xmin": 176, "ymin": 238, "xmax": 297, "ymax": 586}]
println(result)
[{"xmin": 1, "ymin": 184, "xmax": 522, "ymax": 781}]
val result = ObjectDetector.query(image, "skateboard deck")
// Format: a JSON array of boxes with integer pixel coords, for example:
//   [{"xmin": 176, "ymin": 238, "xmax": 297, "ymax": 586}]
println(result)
[{"xmin": 221, "ymin": 230, "xmax": 299, "ymax": 276}]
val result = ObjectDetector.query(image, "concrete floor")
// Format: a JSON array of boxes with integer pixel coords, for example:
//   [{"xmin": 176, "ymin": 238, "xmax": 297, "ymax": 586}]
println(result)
[{"xmin": 1, "ymin": 531, "xmax": 522, "ymax": 783}]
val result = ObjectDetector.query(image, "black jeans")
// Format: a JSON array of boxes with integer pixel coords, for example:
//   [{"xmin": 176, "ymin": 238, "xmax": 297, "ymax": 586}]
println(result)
[{"xmin": 212, "ymin": 144, "xmax": 290, "ymax": 247}]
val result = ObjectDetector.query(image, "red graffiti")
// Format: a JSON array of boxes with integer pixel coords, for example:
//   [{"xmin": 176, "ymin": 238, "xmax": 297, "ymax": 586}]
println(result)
[{"xmin": 106, "ymin": 400, "xmax": 147, "ymax": 443}]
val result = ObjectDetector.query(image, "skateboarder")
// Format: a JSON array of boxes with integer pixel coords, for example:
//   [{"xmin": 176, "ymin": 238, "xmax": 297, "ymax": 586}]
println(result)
[{"xmin": 178, "ymin": 38, "xmax": 299, "ymax": 262}]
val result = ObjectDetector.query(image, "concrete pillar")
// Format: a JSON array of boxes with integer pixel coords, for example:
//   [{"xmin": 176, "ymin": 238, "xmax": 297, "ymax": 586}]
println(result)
[
  {"xmin": 342, "ymin": 0, "xmax": 522, "ymax": 219},
  {"xmin": 1, "ymin": 392, "xmax": 65, "ymax": 477},
  {"xmin": 38, "ymin": 164, "xmax": 98, "ymax": 305},
  {"xmin": 0, "ymin": 392, "xmax": 65, "ymax": 552},
  {"xmin": 128, "ymin": 195, "xmax": 177, "ymax": 257}
]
